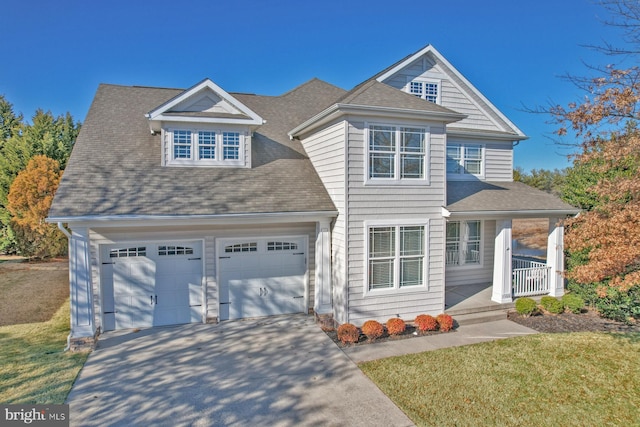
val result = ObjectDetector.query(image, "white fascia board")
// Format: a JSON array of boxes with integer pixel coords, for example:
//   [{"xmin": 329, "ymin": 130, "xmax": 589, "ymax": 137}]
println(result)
[
  {"xmin": 150, "ymin": 115, "xmax": 263, "ymax": 126},
  {"xmin": 447, "ymin": 209, "xmax": 580, "ymax": 219},
  {"xmin": 289, "ymin": 103, "xmax": 466, "ymax": 138},
  {"xmin": 376, "ymin": 45, "xmax": 527, "ymax": 138},
  {"xmin": 146, "ymin": 78, "xmax": 264, "ymax": 124},
  {"xmin": 47, "ymin": 210, "xmax": 339, "ymax": 228},
  {"xmin": 447, "ymin": 129, "xmax": 529, "ymax": 142}
]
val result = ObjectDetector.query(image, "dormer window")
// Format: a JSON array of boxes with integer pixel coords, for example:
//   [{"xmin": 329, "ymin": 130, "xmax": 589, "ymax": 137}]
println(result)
[
  {"xmin": 408, "ymin": 78, "xmax": 440, "ymax": 104},
  {"xmin": 166, "ymin": 128, "xmax": 245, "ymax": 166}
]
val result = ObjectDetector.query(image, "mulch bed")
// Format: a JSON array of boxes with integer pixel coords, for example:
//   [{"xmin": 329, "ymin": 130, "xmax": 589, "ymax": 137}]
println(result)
[
  {"xmin": 507, "ymin": 308, "xmax": 640, "ymax": 333},
  {"xmin": 324, "ymin": 324, "xmax": 455, "ymax": 348}
]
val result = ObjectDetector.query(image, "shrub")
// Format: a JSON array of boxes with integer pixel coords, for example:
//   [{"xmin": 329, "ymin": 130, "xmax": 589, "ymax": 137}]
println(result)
[
  {"xmin": 568, "ymin": 280, "xmax": 640, "ymax": 324},
  {"xmin": 337, "ymin": 323, "xmax": 359, "ymax": 344},
  {"xmin": 562, "ymin": 293, "xmax": 585, "ymax": 314},
  {"xmin": 436, "ymin": 314, "xmax": 454, "ymax": 332},
  {"xmin": 414, "ymin": 314, "xmax": 438, "ymax": 332},
  {"xmin": 361, "ymin": 320, "xmax": 384, "ymax": 340},
  {"xmin": 386, "ymin": 318, "xmax": 406, "ymax": 335},
  {"xmin": 541, "ymin": 296, "xmax": 564, "ymax": 314},
  {"xmin": 515, "ymin": 297, "xmax": 539, "ymax": 316}
]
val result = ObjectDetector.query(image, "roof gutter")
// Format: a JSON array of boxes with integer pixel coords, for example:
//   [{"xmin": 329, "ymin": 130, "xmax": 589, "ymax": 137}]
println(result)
[
  {"xmin": 445, "ymin": 209, "xmax": 580, "ymax": 219},
  {"xmin": 47, "ymin": 210, "xmax": 339, "ymax": 226},
  {"xmin": 447, "ymin": 129, "xmax": 529, "ymax": 142},
  {"xmin": 289, "ymin": 103, "xmax": 467, "ymax": 139}
]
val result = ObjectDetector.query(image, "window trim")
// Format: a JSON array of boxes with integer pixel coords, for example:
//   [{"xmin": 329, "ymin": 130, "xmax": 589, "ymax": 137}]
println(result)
[
  {"xmin": 165, "ymin": 127, "xmax": 246, "ymax": 167},
  {"xmin": 407, "ymin": 77, "xmax": 441, "ymax": 104},
  {"xmin": 364, "ymin": 219, "xmax": 429, "ymax": 296},
  {"xmin": 445, "ymin": 219, "xmax": 483, "ymax": 269},
  {"xmin": 364, "ymin": 122, "xmax": 430, "ymax": 186},
  {"xmin": 446, "ymin": 143, "xmax": 486, "ymax": 180}
]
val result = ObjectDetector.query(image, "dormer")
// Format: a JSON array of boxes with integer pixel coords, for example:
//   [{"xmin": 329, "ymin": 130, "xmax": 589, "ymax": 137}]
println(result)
[{"xmin": 146, "ymin": 78, "xmax": 264, "ymax": 168}]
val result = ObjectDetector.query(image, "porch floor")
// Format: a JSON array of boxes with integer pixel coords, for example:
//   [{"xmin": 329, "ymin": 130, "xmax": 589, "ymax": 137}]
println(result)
[{"xmin": 445, "ymin": 283, "xmax": 515, "ymax": 316}]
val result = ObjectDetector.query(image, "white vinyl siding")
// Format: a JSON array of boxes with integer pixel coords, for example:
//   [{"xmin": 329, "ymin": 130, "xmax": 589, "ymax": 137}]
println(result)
[
  {"xmin": 299, "ymin": 121, "xmax": 348, "ymax": 323},
  {"xmin": 382, "ymin": 55, "xmax": 509, "ymax": 132},
  {"xmin": 345, "ymin": 118, "xmax": 446, "ymax": 325}
]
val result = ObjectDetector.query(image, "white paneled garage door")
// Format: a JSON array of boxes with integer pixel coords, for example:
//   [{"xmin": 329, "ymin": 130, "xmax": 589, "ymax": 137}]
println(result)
[
  {"xmin": 218, "ymin": 237, "xmax": 307, "ymax": 320},
  {"xmin": 101, "ymin": 241, "xmax": 203, "ymax": 331}
]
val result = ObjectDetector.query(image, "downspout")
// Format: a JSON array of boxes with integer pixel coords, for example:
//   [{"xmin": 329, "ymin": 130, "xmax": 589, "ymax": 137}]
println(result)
[{"xmin": 57, "ymin": 222, "xmax": 72, "ymax": 351}]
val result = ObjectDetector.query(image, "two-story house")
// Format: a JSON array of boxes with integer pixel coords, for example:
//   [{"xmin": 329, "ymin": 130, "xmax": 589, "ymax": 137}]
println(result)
[{"xmin": 49, "ymin": 45, "xmax": 578, "ymax": 348}]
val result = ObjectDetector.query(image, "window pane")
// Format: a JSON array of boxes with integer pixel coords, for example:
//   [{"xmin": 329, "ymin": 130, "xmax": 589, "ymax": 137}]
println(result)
[
  {"xmin": 173, "ymin": 130, "xmax": 191, "ymax": 159},
  {"xmin": 467, "ymin": 221, "xmax": 481, "ymax": 240},
  {"xmin": 400, "ymin": 258, "xmax": 423, "ymax": 287},
  {"xmin": 370, "ymin": 126, "xmax": 395, "ymax": 151},
  {"xmin": 446, "ymin": 243, "xmax": 460, "ymax": 265},
  {"xmin": 370, "ymin": 153, "xmax": 395, "ymax": 178},
  {"xmin": 466, "ymin": 145, "xmax": 482, "ymax": 159},
  {"xmin": 466, "ymin": 242, "xmax": 481, "ymax": 264},
  {"xmin": 409, "ymin": 81, "xmax": 423, "ymax": 97},
  {"xmin": 369, "ymin": 227, "xmax": 395, "ymax": 257},
  {"xmin": 369, "ymin": 259, "xmax": 394, "ymax": 289},
  {"xmin": 400, "ymin": 128, "xmax": 424, "ymax": 152},
  {"xmin": 198, "ymin": 131, "xmax": 216, "ymax": 159},
  {"xmin": 464, "ymin": 160, "xmax": 482, "ymax": 175},
  {"xmin": 446, "ymin": 145, "xmax": 461, "ymax": 174},
  {"xmin": 446, "ymin": 222, "xmax": 460, "ymax": 241},
  {"xmin": 401, "ymin": 154, "xmax": 423, "ymax": 179},
  {"xmin": 400, "ymin": 226, "xmax": 423, "ymax": 256},
  {"xmin": 424, "ymin": 83, "xmax": 438, "ymax": 103},
  {"xmin": 223, "ymin": 132, "xmax": 240, "ymax": 160}
]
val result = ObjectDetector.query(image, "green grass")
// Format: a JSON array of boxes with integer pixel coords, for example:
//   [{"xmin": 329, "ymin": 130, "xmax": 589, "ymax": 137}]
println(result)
[
  {"xmin": 360, "ymin": 332, "xmax": 640, "ymax": 426},
  {"xmin": 0, "ymin": 300, "xmax": 88, "ymax": 403}
]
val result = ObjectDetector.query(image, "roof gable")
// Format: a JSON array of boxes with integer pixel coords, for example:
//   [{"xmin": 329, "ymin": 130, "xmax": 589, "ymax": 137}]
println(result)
[
  {"xmin": 146, "ymin": 78, "xmax": 264, "ymax": 131},
  {"xmin": 375, "ymin": 45, "xmax": 526, "ymax": 139}
]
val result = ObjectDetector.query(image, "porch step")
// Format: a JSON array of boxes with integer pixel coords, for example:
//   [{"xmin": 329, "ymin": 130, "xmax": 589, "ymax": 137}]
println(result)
[
  {"xmin": 445, "ymin": 302, "xmax": 515, "ymax": 317},
  {"xmin": 450, "ymin": 309, "xmax": 511, "ymax": 326}
]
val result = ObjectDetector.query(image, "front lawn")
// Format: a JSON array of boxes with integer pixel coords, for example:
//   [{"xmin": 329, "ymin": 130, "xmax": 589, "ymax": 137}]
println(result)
[
  {"xmin": 360, "ymin": 332, "xmax": 640, "ymax": 426},
  {"xmin": 0, "ymin": 300, "xmax": 88, "ymax": 403}
]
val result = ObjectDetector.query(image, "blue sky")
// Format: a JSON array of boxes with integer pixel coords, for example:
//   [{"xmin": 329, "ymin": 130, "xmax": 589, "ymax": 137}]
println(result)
[{"xmin": 1, "ymin": 0, "xmax": 624, "ymax": 172}]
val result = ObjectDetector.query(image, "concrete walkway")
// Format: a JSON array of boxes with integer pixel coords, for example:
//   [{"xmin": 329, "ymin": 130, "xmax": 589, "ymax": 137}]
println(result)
[
  {"xmin": 66, "ymin": 315, "xmax": 414, "ymax": 427},
  {"xmin": 342, "ymin": 319, "xmax": 538, "ymax": 363}
]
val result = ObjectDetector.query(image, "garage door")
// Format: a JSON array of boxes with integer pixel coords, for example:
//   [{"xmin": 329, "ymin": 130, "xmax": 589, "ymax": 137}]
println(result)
[
  {"xmin": 219, "ymin": 237, "xmax": 306, "ymax": 320},
  {"xmin": 101, "ymin": 241, "xmax": 203, "ymax": 331}
]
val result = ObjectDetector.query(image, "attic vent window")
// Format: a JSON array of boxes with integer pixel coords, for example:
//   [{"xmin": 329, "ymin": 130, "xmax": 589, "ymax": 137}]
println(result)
[
  {"xmin": 167, "ymin": 128, "xmax": 245, "ymax": 167},
  {"xmin": 409, "ymin": 79, "xmax": 440, "ymax": 104}
]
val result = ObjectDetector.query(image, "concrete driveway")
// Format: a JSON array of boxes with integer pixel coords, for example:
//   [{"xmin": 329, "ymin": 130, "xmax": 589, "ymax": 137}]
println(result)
[{"xmin": 66, "ymin": 315, "xmax": 414, "ymax": 426}]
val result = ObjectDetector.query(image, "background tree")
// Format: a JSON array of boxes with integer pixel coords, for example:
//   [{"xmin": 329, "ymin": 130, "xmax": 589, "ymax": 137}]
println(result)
[
  {"xmin": 7, "ymin": 155, "xmax": 67, "ymax": 259},
  {"xmin": 550, "ymin": 0, "xmax": 640, "ymax": 321},
  {"xmin": 0, "ymin": 105, "xmax": 80, "ymax": 253}
]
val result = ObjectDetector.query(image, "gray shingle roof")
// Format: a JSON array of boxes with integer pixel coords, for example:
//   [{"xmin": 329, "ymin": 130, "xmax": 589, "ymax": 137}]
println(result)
[
  {"xmin": 50, "ymin": 79, "xmax": 346, "ymax": 219},
  {"xmin": 446, "ymin": 181, "xmax": 579, "ymax": 215},
  {"xmin": 335, "ymin": 80, "xmax": 462, "ymax": 116}
]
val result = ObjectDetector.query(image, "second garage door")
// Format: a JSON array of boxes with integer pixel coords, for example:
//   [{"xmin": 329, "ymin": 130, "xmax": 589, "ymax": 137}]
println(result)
[{"xmin": 218, "ymin": 237, "xmax": 307, "ymax": 320}]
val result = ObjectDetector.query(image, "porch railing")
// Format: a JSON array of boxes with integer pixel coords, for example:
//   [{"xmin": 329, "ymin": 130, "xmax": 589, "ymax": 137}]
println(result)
[{"xmin": 512, "ymin": 257, "xmax": 550, "ymax": 297}]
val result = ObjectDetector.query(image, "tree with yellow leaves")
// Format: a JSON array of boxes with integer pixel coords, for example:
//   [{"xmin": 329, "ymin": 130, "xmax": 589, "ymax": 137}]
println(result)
[{"xmin": 7, "ymin": 155, "xmax": 66, "ymax": 258}]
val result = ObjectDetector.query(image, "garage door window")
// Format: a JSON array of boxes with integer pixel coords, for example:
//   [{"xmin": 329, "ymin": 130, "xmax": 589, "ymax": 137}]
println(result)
[
  {"xmin": 158, "ymin": 245, "xmax": 194, "ymax": 256},
  {"xmin": 267, "ymin": 241, "xmax": 298, "ymax": 251},
  {"xmin": 225, "ymin": 242, "xmax": 257, "ymax": 253},
  {"xmin": 109, "ymin": 247, "xmax": 146, "ymax": 258}
]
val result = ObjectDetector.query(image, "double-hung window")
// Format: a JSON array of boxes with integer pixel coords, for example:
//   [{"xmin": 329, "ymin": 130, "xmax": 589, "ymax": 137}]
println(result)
[
  {"xmin": 446, "ymin": 220, "xmax": 482, "ymax": 266},
  {"xmin": 368, "ymin": 124, "xmax": 428, "ymax": 183},
  {"xmin": 168, "ymin": 129, "xmax": 244, "ymax": 166},
  {"xmin": 367, "ymin": 223, "xmax": 427, "ymax": 292},
  {"xmin": 408, "ymin": 79, "xmax": 440, "ymax": 104},
  {"xmin": 446, "ymin": 143, "xmax": 484, "ymax": 178}
]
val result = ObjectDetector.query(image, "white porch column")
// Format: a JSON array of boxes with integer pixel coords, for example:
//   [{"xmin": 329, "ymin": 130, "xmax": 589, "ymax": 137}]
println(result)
[
  {"xmin": 314, "ymin": 219, "xmax": 332, "ymax": 314},
  {"xmin": 68, "ymin": 227, "xmax": 96, "ymax": 339},
  {"xmin": 547, "ymin": 218, "xmax": 565, "ymax": 297},
  {"xmin": 492, "ymin": 219, "xmax": 513, "ymax": 303}
]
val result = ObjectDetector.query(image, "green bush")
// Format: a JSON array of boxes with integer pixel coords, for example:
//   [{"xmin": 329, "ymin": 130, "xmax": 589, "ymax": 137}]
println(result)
[
  {"xmin": 568, "ymin": 281, "xmax": 640, "ymax": 324},
  {"xmin": 515, "ymin": 297, "xmax": 539, "ymax": 316},
  {"xmin": 541, "ymin": 296, "xmax": 564, "ymax": 314},
  {"xmin": 561, "ymin": 293, "xmax": 585, "ymax": 314}
]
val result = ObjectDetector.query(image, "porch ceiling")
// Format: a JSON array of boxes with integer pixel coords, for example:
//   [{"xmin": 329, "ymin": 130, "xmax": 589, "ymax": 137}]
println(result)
[{"xmin": 446, "ymin": 181, "xmax": 580, "ymax": 218}]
